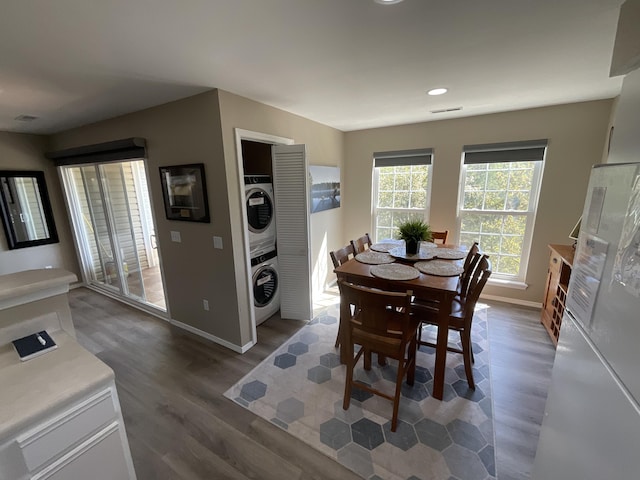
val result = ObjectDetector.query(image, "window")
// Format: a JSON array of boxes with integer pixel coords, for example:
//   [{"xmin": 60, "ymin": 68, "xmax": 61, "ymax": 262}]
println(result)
[
  {"xmin": 372, "ymin": 149, "xmax": 433, "ymax": 241},
  {"xmin": 458, "ymin": 140, "xmax": 546, "ymax": 283}
]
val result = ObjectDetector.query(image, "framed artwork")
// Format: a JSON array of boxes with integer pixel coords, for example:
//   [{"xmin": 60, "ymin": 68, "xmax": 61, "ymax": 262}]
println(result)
[
  {"xmin": 159, "ymin": 163, "xmax": 210, "ymax": 222},
  {"xmin": 309, "ymin": 165, "xmax": 340, "ymax": 214}
]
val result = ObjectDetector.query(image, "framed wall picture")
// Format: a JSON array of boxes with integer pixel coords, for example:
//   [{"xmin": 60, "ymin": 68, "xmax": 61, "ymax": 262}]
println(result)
[
  {"xmin": 309, "ymin": 165, "xmax": 341, "ymax": 214},
  {"xmin": 159, "ymin": 163, "xmax": 210, "ymax": 222}
]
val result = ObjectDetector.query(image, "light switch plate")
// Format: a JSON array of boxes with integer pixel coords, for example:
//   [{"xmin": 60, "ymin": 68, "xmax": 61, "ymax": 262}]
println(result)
[
  {"xmin": 171, "ymin": 231, "xmax": 181, "ymax": 243},
  {"xmin": 213, "ymin": 236, "xmax": 223, "ymax": 249}
]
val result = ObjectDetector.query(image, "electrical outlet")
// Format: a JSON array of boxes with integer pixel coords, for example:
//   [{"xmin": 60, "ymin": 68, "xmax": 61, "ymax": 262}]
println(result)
[
  {"xmin": 203, "ymin": 299, "xmax": 209, "ymax": 311},
  {"xmin": 213, "ymin": 236, "xmax": 223, "ymax": 249},
  {"xmin": 171, "ymin": 231, "xmax": 181, "ymax": 243}
]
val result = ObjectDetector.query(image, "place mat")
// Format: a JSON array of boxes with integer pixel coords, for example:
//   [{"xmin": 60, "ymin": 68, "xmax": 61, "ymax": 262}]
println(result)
[
  {"xmin": 421, "ymin": 241, "xmax": 438, "ymax": 249},
  {"xmin": 370, "ymin": 263, "xmax": 420, "ymax": 281},
  {"xmin": 415, "ymin": 260, "xmax": 464, "ymax": 276},
  {"xmin": 389, "ymin": 246, "xmax": 436, "ymax": 262},
  {"xmin": 434, "ymin": 248, "xmax": 467, "ymax": 260},
  {"xmin": 370, "ymin": 241, "xmax": 403, "ymax": 253},
  {"xmin": 355, "ymin": 251, "xmax": 396, "ymax": 265},
  {"xmin": 224, "ymin": 303, "xmax": 496, "ymax": 480}
]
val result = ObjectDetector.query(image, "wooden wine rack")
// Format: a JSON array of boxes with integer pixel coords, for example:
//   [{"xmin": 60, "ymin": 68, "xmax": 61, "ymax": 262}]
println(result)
[{"xmin": 541, "ymin": 245, "xmax": 574, "ymax": 346}]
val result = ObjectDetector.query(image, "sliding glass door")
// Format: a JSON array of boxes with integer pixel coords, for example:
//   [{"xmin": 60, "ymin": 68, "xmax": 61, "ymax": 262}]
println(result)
[{"xmin": 61, "ymin": 160, "xmax": 166, "ymax": 311}]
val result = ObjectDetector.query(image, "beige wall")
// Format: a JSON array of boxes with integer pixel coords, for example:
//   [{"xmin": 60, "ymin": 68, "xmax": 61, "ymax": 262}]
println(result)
[
  {"xmin": 0, "ymin": 132, "xmax": 79, "ymax": 276},
  {"xmin": 48, "ymin": 89, "xmax": 345, "ymax": 350},
  {"xmin": 607, "ymin": 0, "xmax": 640, "ymax": 165},
  {"xmin": 217, "ymin": 90, "xmax": 344, "ymax": 344},
  {"xmin": 610, "ymin": 0, "xmax": 640, "ymax": 76},
  {"xmin": 48, "ymin": 91, "xmax": 249, "ymax": 346},
  {"xmin": 608, "ymin": 68, "xmax": 640, "ymax": 164},
  {"xmin": 4, "ymin": 88, "xmax": 616, "ymax": 347},
  {"xmin": 344, "ymin": 99, "xmax": 614, "ymax": 304}
]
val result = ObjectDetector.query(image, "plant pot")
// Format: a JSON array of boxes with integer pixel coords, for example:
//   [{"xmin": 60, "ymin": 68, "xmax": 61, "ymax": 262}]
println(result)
[{"xmin": 406, "ymin": 239, "xmax": 419, "ymax": 255}]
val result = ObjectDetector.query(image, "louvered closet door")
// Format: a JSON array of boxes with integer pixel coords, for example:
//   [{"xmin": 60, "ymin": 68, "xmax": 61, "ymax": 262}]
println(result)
[{"xmin": 272, "ymin": 144, "xmax": 312, "ymax": 321}]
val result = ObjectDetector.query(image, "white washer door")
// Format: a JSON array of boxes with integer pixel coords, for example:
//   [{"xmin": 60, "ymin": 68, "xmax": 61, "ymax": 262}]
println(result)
[
  {"xmin": 246, "ymin": 187, "xmax": 274, "ymax": 234},
  {"xmin": 253, "ymin": 264, "xmax": 278, "ymax": 307}
]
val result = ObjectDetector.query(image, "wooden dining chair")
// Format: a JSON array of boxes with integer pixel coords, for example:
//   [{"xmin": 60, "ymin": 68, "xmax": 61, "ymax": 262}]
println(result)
[
  {"xmin": 412, "ymin": 245, "xmax": 483, "ymax": 362},
  {"xmin": 330, "ymin": 244, "xmax": 355, "ymax": 270},
  {"xmin": 330, "ymin": 244, "xmax": 355, "ymax": 347},
  {"xmin": 411, "ymin": 254, "xmax": 492, "ymax": 390},
  {"xmin": 339, "ymin": 280, "xmax": 420, "ymax": 432},
  {"xmin": 350, "ymin": 233, "xmax": 372, "ymax": 254},
  {"xmin": 431, "ymin": 230, "xmax": 449, "ymax": 244},
  {"xmin": 459, "ymin": 242, "xmax": 481, "ymax": 300}
]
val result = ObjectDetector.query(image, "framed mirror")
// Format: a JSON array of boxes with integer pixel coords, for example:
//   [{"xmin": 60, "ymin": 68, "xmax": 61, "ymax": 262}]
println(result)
[{"xmin": 0, "ymin": 170, "xmax": 59, "ymax": 249}]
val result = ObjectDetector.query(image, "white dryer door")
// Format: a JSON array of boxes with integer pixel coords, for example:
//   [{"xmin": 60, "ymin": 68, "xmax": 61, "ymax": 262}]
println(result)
[
  {"xmin": 246, "ymin": 187, "xmax": 274, "ymax": 233},
  {"xmin": 253, "ymin": 265, "xmax": 278, "ymax": 307}
]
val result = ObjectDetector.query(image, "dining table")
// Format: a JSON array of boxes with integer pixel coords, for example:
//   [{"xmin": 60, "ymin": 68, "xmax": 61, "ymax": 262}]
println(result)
[{"xmin": 333, "ymin": 244, "xmax": 462, "ymax": 401}]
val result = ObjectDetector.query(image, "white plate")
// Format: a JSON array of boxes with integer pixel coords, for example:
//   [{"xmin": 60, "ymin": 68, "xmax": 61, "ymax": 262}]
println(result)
[{"xmin": 370, "ymin": 263, "xmax": 420, "ymax": 281}]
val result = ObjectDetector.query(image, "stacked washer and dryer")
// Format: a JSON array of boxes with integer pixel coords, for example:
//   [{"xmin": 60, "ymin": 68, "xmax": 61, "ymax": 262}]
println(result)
[{"xmin": 245, "ymin": 175, "xmax": 280, "ymax": 325}]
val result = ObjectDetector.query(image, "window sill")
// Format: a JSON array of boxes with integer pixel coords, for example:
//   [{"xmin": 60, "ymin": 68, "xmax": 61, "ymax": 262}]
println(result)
[{"xmin": 487, "ymin": 278, "xmax": 528, "ymax": 290}]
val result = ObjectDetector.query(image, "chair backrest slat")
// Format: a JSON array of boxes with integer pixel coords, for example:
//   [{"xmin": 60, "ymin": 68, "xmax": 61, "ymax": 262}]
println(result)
[
  {"xmin": 431, "ymin": 230, "xmax": 449, "ymax": 244},
  {"xmin": 330, "ymin": 244, "xmax": 355, "ymax": 269},
  {"xmin": 340, "ymin": 281, "xmax": 413, "ymax": 350},
  {"xmin": 462, "ymin": 255, "xmax": 492, "ymax": 321},
  {"xmin": 350, "ymin": 233, "xmax": 372, "ymax": 254},
  {"xmin": 459, "ymin": 243, "xmax": 481, "ymax": 299},
  {"xmin": 463, "ymin": 242, "xmax": 480, "ymax": 270}
]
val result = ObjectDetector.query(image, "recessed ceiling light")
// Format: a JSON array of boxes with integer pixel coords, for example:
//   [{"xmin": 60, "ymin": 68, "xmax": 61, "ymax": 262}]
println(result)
[
  {"xmin": 430, "ymin": 107, "xmax": 462, "ymax": 114},
  {"xmin": 427, "ymin": 88, "xmax": 448, "ymax": 96},
  {"xmin": 373, "ymin": 0, "xmax": 404, "ymax": 5},
  {"xmin": 14, "ymin": 114, "xmax": 39, "ymax": 122}
]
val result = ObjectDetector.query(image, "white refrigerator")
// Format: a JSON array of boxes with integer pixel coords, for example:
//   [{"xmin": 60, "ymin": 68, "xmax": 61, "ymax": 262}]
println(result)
[{"xmin": 532, "ymin": 162, "xmax": 640, "ymax": 479}]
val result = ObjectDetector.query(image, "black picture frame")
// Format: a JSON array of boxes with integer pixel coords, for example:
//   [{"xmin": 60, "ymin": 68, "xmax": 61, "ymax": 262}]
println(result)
[
  {"xmin": 159, "ymin": 163, "xmax": 210, "ymax": 223},
  {"xmin": 0, "ymin": 170, "xmax": 59, "ymax": 250}
]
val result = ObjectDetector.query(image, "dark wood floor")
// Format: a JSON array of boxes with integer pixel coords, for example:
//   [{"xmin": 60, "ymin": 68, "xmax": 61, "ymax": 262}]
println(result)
[
  {"xmin": 486, "ymin": 301, "xmax": 556, "ymax": 480},
  {"xmin": 69, "ymin": 287, "xmax": 555, "ymax": 480}
]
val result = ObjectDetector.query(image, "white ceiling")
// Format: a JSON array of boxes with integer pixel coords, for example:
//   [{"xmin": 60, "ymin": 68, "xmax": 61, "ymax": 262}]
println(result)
[{"xmin": 0, "ymin": 0, "xmax": 626, "ymax": 135}]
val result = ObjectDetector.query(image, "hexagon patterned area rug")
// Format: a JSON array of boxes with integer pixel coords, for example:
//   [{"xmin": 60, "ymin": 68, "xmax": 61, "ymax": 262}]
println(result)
[{"xmin": 224, "ymin": 303, "xmax": 496, "ymax": 480}]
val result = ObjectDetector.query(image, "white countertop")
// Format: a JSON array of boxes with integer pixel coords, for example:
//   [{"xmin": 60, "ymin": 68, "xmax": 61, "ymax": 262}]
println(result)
[
  {"xmin": 0, "ymin": 331, "xmax": 114, "ymax": 440},
  {"xmin": 0, "ymin": 269, "xmax": 77, "ymax": 311}
]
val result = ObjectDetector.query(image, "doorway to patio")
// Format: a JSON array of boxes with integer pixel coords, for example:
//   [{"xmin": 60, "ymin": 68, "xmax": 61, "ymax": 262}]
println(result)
[{"xmin": 60, "ymin": 159, "xmax": 167, "ymax": 312}]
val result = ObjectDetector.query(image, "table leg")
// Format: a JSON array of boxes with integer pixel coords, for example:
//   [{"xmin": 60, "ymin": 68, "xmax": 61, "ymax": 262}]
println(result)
[
  {"xmin": 339, "ymin": 293, "xmax": 349, "ymax": 364},
  {"xmin": 432, "ymin": 295, "xmax": 452, "ymax": 400}
]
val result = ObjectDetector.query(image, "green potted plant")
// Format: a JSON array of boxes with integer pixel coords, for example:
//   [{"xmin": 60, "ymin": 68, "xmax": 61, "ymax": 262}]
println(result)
[{"xmin": 397, "ymin": 219, "xmax": 433, "ymax": 255}]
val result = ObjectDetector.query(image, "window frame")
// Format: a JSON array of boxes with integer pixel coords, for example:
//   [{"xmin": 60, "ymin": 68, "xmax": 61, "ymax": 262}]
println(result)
[
  {"xmin": 456, "ymin": 141, "xmax": 546, "ymax": 285},
  {"xmin": 371, "ymin": 149, "xmax": 433, "ymax": 243}
]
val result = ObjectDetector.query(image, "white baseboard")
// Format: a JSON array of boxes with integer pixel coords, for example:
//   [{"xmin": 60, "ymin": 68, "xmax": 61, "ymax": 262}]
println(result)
[
  {"xmin": 82, "ymin": 283, "xmax": 168, "ymax": 321},
  {"xmin": 78, "ymin": 283, "xmax": 255, "ymax": 353},
  {"xmin": 480, "ymin": 293, "xmax": 542, "ymax": 309},
  {"xmin": 170, "ymin": 318, "xmax": 255, "ymax": 353}
]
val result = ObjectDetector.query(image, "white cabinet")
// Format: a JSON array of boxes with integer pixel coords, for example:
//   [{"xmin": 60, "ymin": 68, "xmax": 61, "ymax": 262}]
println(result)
[
  {"xmin": 0, "ymin": 383, "xmax": 136, "ymax": 480},
  {"xmin": 35, "ymin": 423, "xmax": 129, "ymax": 480},
  {"xmin": 17, "ymin": 386, "xmax": 135, "ymax": 480},
  {"xmin": 0, "ymin": 269, "xmax": 136, "ymax": 480}
]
